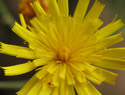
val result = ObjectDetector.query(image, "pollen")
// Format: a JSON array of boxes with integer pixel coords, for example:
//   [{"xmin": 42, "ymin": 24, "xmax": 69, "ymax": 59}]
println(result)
[{"xmin": 58, "ymin": 47, "xmax": 70, "ymax": 62}]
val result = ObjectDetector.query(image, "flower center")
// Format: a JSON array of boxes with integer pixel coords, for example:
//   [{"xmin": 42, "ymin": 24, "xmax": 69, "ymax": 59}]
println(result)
[{"xmin": 58, "ymin": 47, "xmax": 70, "ymax": 62}]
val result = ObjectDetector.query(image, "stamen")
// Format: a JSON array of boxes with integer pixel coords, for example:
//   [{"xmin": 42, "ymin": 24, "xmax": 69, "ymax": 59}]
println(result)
[{"xmin": 58, "ymin": 47, "xmax": 70, "ymax": 62}]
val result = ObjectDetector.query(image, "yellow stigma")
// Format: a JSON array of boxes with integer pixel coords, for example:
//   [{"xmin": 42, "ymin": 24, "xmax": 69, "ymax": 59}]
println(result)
[{"xmin": 58, "ymin": 47, "xmax": 70, "ymax": 62}]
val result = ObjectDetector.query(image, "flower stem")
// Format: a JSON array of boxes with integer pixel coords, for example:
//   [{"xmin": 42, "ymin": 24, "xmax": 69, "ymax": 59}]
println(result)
[{"xmin": 0, "ymin": 0, "xmax": 15, "ymax": 27}]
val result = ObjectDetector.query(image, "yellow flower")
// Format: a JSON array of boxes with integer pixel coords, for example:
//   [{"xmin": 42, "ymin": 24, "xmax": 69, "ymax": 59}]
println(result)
[{"xmin": 0, "ymin": 0, "xmax": 125, "ymax": 95}]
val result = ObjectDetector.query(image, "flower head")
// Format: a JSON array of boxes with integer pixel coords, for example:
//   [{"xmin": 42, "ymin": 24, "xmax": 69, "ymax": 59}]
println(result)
[{"xmin": 1, "ymin": 0, "xmax": 125, "ymax": 95}]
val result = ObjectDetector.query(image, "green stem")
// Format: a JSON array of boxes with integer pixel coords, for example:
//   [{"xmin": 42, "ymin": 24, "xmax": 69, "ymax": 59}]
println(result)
[
  {"xmin": 0, "ymin": 80, "xmax": 27, "ymax": 89},
  {"xmin": 0, "ymin": 0, "xmax": 15, "ymax": 27}
]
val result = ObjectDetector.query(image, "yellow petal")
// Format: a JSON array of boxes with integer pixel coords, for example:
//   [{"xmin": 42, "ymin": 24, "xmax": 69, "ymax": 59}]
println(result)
[
  {"xmin": 94, "ymin": 67, "xmax": 118, "ymax": 85},
  {"xmin": 66, "ymin": 67, "xmax": 75, "ymax": 85},
  {"xmin": 73, "ymin": 0, "xmax": 90, "ymax": 21},
  {"xmin": 2, "ymin": 61, "xmax": 36, "ymax": 76},
  {"xmin": 47, "ymin": 62, "xmax": 59, "ymax": 74},
  {"xmin": 39, "ymin": 83, "xmax": 53, "ymax": 95},
  {"xmin": 66, "ymin": 85, "xmax": 75, "ymax": 95},
  {"xmin": 75, "ymin": 81, "xmax": 86, "ymax": 95},
  {"xmin": 12, "ymin": 22, "xmax": 38, "ymax": 44},
  {"xmin": 51, "ymin": 87, "xmax": 59, "ymax": 95},
  {"xmin": 47, "ymin": 0, "xmax": 60, "ymax": 21},
  {"xmin": 67, "ymin": 17, "xmax": 75, "ymax": 48},
  {"xmin": 31, "ymin": 1, "xmax": 46, "ymax": 17},
  {"xmin": 84, "ymin": 70, "xmax": 105, "ymax": 85},
  {"xmin": 58, "ymin": 0, "xmax": 69, "ymax": 16},
  {"xmin": 74, "ymin": 19, "xmax": 103, "ymax": 45},
  {"xmin": 17, "ymin": 75, "xmax": 39, "ymax": 95},
  {"xmin": 56, "ymin": 16, "xmax": 68, "ymax": 44},
  {"xmin": 35, "ymin": 66, "xmax": 48, "ymax": 79},
  {"xmin": 98, "ymin": 48, "xmax": 125, "ymax": 58},
  {"xmin": 83, "ymin": 62, "xmax": 96, "ymax": 71},
  {"xmin": 52, "ymin": 68, "xmax": 60, "ymax": 87},
  {"xmin": 19, "ymin": 14, "xmax": 26, "ymax": 28},
  {"xmin": 88, "ymin": 55, "xmax": 125, "ymax": 70},
  {"xmin": 69, "ymin": 66, "xmax": 86, "ymax": 83},
  {"xmin": 27, "ymin": 80, "xmax": 43, "ymax": 95},
  {"xmin": 95, "ymin": 19, "xmax": 124, "ymax": 40},
  {"xmin": 85, "ymin": 82, "xmax": 102, "ymax": 95},
  {"xmin": 69, "ymin": 62, "xmax": 85, "ymax": 71},
  {"xmin": 60, "ymin": 80, "xmax": 66, "ymax": 95},
  {"xmin": 59, "ymin": 63, "xmax": 66, "ymax": 79},
  {"xmin": 84, "ymin": 0, "xmax": 105, "ymax": 21},
  {"xmin": 71, "ymin": 19, "xmax": 103, "ymax": 51},
  {"xmin": 30, "ymin": 17, "xmax": 47, "ymax": 34},
  {"xmin": 95, "ymin": 32, "xmax": 123, "ymax": 51},
  {"xmin": 112, "ymin": 13, "xmax": 118, "ymax": 22},
  {"xmin": 33, "ymin": 58, "xmax": 48, "ymax": 67},
  {"xmin": 0, "ymin": 42, "xmax": 37, "ymax": 59},
  {"xmin": 46, "ymin": 22, "xmax": 61, "ymax": 51},
  {"xmin": 75, "ymin": 81, "xmax": 102, "ymax": 95},
  {"xmin": 81, "ymin": 19, "xmax": 103, "ymax": 47}
]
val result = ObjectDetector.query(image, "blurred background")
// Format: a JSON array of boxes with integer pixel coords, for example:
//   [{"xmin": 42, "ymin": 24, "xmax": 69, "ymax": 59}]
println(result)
[{"xmin": 0, "ymin": 0, "xmax": 125, "ymax": 95}]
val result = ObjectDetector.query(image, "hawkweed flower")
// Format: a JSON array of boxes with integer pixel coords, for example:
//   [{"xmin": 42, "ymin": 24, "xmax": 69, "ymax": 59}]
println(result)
[{"xmin": 0, "ymin": 0, "xmax": 125, "ymax": 95}]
